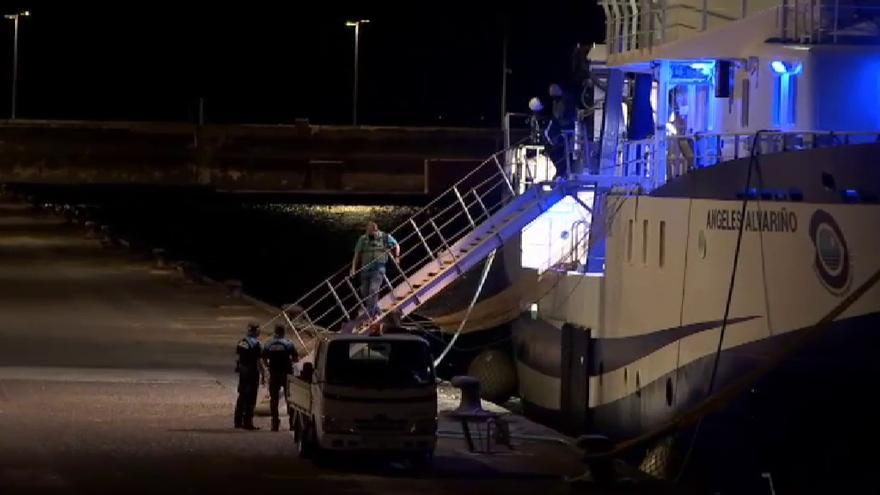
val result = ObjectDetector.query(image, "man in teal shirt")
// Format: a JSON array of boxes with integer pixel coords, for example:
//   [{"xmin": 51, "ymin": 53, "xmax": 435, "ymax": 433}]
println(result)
[{"xmin": 350, "ymin": 221, "xmax": 399, "ymax": 317}]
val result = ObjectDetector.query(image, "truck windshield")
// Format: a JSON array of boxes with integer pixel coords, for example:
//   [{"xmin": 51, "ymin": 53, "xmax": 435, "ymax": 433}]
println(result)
[{"xmin": 324, "ymin": 340, "xmax": 434, "ymax": 388}]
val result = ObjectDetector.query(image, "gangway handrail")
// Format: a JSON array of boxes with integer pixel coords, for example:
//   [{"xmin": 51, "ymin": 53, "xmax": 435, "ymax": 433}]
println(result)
[{"xmin": 262, "ymin": 139, "xmax": 530, "ymax": 335}]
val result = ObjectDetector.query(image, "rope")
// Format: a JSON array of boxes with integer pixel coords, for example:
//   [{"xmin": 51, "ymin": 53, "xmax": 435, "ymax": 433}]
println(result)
[
  {"xmin": 433, "ymin": 248, "xmax": 497, "ymax": 367},
  {"xmin": 674, "ymin": 129, "xmax": 769, "ymax": 482}
]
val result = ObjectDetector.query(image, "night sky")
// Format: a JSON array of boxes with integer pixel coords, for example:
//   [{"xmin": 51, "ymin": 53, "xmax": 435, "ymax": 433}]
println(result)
[{"xmin": 0, "ymin": 2, "xmax": 604, "ymax": 126}]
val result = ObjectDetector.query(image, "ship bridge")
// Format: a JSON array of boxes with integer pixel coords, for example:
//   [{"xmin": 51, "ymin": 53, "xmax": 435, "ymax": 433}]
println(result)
[{"xmin": 591, "ymin": 0, "xmax": 880, "ymax": 190}]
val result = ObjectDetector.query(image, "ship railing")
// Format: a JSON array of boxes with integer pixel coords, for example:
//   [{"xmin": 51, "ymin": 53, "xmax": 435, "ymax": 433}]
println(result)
[
  {"xmin": 666, "ymin": 130, "xmax": 880, "ymax": 178},
  {"xmin": 615, "ymin": 138, "xmax": 655, "ymax": 179},
  {"xmin": 261, "ymin": 141, "xmax": 527, "ymax": 345},
  {"xmin": 601, "ymin": 0, "xmax": 753, "ymax": 55},
  {"xmin": 778, "ymin": 0, "xmax": 880, "ymax": 45}
]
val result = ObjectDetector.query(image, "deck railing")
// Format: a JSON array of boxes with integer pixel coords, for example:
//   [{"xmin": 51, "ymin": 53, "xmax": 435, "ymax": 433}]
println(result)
[{"xmin": 602, "ymin": 0, "xmax": 880, "ymax": 56}]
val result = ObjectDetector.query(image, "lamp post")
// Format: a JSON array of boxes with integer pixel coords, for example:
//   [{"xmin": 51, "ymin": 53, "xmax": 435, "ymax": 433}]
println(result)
[
  {"xmin": 4, "ymin": 10, "xmax": 30, "ymax": 120},
  {"xmin": 345, "ymin": 19, "xmax": 369, "ymax": 126}
]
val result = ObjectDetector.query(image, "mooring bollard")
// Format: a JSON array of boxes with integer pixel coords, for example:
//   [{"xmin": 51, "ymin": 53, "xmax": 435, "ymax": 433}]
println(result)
[
  {"xmin": 99, "ymin": 225, "xmax": 114, "ymax": 246},
  {"xmin": 575, "ymin": 434, "xmax": 615, "ymax": 484},
  {"xmin": 451, "ymin": 376, "xmax": 485, "ymax": 415},
  {"xmin": 84, "ymin": 221, "xmax": 98, "ymax": 239},
  {"xmin": 225, "ymin": 279, "xmax": 243, "ymax": 298},
  {"xmin": 62, "ymin": 204, "xmax": 75, "ymax": 223},
  {"xmin": 152, "ymin": 248, "xmax": 168, "ymax": 269},
  {"xmin": 176, "ymin": 261, "xmax": 204, "ymax": 284},
  {"xmin": 448, "ymin": 375, "xmax": 508, "ymax": 453}
]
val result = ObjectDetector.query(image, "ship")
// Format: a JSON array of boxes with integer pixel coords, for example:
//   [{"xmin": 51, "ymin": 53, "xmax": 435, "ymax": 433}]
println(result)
[
  {"xmin": 503, "ymin": 0, "xmax": 880, "ymax": 492},
  {"xmin": 272, "ymin": 1, "xmax": 880, "ymax": 491}
]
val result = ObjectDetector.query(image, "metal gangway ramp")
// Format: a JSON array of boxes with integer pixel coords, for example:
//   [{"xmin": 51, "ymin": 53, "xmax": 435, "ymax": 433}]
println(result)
[{"xmin": 265, "ymin": 148, "xmax": 595, "ymax": 341}]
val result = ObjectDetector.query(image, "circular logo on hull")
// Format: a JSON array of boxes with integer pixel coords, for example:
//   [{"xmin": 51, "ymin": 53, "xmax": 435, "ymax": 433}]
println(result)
[{"xmin": 809, "ymin": 210, "xmax": 851, "ymax": 295}]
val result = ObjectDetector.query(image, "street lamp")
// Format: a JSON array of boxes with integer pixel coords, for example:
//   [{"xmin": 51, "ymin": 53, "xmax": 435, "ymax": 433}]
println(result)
[
  {"xmin": 4, "ymin": 10, "xmax": 30, "ymax": 120},
  {"xmin": 345, "ymin": 19, "xmax": 369, "ymax": 126}
]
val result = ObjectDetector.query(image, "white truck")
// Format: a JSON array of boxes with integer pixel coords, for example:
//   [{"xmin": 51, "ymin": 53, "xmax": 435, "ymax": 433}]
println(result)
[{"xmin": 288, "ymin": 333, "xmax": 438, "ymax": 462}]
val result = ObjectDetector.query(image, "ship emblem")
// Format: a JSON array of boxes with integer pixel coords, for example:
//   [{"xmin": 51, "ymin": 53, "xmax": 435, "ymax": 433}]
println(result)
[{"xmin": 809, "ymin": 210, "xmax": 851, "ymax": 295}]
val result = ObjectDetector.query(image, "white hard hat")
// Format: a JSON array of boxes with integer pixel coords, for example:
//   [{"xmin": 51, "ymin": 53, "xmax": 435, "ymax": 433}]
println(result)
[{"xmin": 528, "ymin": 97, "xmax": 544, "ymax": 112}]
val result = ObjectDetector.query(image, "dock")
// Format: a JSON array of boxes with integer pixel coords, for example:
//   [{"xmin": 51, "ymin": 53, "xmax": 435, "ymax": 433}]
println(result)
[{"xmin": 0, "ymin": 195, "xmax": 610, "ymax": 495}]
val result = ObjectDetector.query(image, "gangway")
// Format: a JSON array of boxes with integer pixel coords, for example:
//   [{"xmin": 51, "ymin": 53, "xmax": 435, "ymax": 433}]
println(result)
[{"xmin": 263, "ymin": 147, "xmax": 598, "ymax": 342}]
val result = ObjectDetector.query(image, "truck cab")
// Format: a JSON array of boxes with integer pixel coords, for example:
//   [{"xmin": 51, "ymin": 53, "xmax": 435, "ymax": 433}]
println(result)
[{"xmin": 288, "ymin": 333, "xmax": 438, "ymax": 461}]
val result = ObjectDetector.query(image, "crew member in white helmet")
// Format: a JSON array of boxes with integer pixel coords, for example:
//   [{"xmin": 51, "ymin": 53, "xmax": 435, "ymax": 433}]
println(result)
[{"xmin": 528, "ymin": 97, "xmax": 547, "ymax": 145}]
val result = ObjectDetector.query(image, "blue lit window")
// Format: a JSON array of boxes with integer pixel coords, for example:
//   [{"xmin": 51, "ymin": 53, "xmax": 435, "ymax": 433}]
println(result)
[{"xmin": 771, "ymin": 61, "xmax": 802, "ymax": 127}]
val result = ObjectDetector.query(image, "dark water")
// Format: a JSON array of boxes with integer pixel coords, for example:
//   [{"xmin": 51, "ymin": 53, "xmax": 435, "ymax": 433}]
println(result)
[{"xmin": 21, "ymin": 186, "xmax": 421, "ymax": 306}]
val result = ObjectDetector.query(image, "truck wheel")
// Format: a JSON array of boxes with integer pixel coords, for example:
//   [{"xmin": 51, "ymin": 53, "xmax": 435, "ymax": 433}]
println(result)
[
  {"xmin": 409, "ymin": 451, "xmax": 434, "ymax": 471},
  {"xmin": 297, "ymin": 423, "xmax": 313, "ymax": 458},
  {"xmin": 288, "ymin": 406, "xmax": 296, "ymax": 432},
  {"xmin": 291, "ymin": 413, "xmax": 302, "ymax": 443}
]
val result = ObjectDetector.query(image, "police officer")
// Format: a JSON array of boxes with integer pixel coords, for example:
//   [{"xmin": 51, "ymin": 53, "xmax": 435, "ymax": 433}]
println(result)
[
  {"xmin": 234, "ymin": 323, "xmax": 264, "ymax": 430},
  {"xmin": 262, "ymin": 324, "xmax": 298, "ymax": 432}
]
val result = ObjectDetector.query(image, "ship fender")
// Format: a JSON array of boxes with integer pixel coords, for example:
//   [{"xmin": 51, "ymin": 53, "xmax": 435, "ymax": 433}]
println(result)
[{"xmin": 511, "ymin": 315, "xmax": 564, "ymax": 426}]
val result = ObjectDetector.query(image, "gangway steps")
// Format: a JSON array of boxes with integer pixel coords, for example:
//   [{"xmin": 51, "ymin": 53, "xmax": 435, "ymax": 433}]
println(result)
[
  {"xmin": 263, "ymin": 139, "xmax": 601, "ymax": 341},
  {"xmin": 376, "ymin": 181, "xmax": 585, "ymax": 322}
]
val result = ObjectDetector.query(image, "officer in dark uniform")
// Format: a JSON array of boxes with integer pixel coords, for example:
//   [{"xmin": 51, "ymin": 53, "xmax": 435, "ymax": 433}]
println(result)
[
  {"xmin": 234, "ymin": 323, "xmax": 264, "ymax": 430},
  {"xmin": 262, "ymin": 324, "xmax": 298, "ymax": 432}
]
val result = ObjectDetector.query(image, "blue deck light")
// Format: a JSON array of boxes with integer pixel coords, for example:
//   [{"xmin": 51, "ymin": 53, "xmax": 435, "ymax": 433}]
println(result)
[
  {"xmin": 771, "ymin": 60, "xmax": 803, "ymax": 75},
  {"xmin": 689, "ymin": 61, "xmax": 714, "ymax": 75},
  {"xmin": 771, "ymin": 60, "xmax": 788, "ymax": 74}
]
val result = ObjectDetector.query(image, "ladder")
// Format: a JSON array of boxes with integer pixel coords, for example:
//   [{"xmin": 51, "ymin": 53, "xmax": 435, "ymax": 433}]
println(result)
[{"xmin": 264, "ymin": 148, "xmax": 596, "ymax": 341}]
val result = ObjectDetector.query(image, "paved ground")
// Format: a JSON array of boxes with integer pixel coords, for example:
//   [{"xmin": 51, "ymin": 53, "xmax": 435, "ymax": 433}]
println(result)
[{"xmin": 0, "ymin": 198, "xmax": 593, "ymax": 495}]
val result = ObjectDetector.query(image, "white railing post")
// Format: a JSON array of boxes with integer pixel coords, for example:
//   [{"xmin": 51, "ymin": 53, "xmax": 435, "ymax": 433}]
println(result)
[
  {"xmin": 702, "ymin": 0, "xmax": 709, "ymax": 30},
  {"xmin": 281, "ymin": 311, "xmax": 310, "ymax": 351},
  {"xmin": 833, "ymin": 0, "xmax": 840, "ymax": 43},
  {"xmin": 493, "ymin": 154, "xmax": 516, "ymax": 195},
  {"xmin": 326, "ymin": 280, "xmax": 350, "ymax": 321},
  {"xmin": 471, "ymin": 189, "xmax": 491, "ymax": 221},
  {"xmin": 344, "ymin": 278, "xmax": 370, "ymax": 317},
  {"xmin": 628, "ymin": 0, "xmax": 639, "ymax": 50},
  {"xmin": 660, "ymin": 0, "xmax": 667, "ymax": 43},
  {"xmin": 388, "ymin": 255, "xmax": 415, "ymax": 294},
  {"xmin": 430, "ymin": 219, "xmax": 458, "ymax": 262},
  {"xmin": 806, "ymin": 0, "xmax": 818, "ymax": 43},
  {"xmin": 410, "ymin": 219, "xmax": 436, "ymax": 260},
  {"xmin": 453, "ymin": 186, "xmax": 476, "ymax": 228}
]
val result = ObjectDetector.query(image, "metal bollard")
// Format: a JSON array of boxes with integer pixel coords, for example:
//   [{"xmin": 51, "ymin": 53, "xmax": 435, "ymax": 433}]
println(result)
[
  {"xmin": 176, "ymin": 261, "xmax": 204, "ymax": 284},
  {"xmin": 84, "ymin": 221, "xmax": 98, "ymax": 239},
  {"xmin": 575, "ymin": 434, "xmax": 615, "ymax": 484},
  {"xmin": 450, "ymin": 376, "xmax": 486, "ymax": 415},
  {"xmin": 152, "ymin": 248, "xmax": 168, "ymax": 270},
  {"xmin": 225, "ymin": 279, "xmax": 243, "ymax": 298},
  {"xmin": 100, "ymin": 225, "xmax": 113, "ymax": 245}
]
